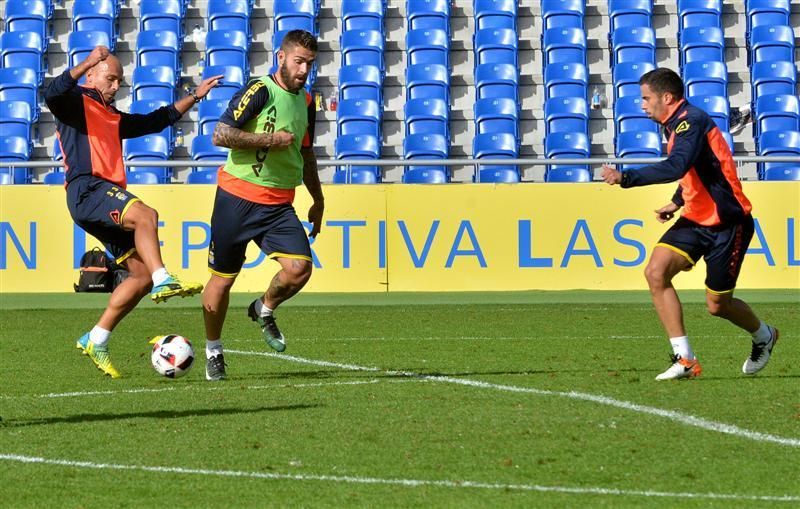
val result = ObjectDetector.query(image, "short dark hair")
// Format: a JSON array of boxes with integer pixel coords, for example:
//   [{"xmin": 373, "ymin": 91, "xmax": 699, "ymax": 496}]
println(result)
[
  {"xmin": 639, "ymin": 68, "xmax": 684, "ymax": 100},
  {"xmin": 280, "ymin": 29, "xmax": 318, "ymax": 53}
]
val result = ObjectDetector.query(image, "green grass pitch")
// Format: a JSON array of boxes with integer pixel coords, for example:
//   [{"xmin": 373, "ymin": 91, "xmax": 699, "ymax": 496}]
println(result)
[{"xmin": 1, "ymin": 290, "xmax": 798, "ymax": 508}]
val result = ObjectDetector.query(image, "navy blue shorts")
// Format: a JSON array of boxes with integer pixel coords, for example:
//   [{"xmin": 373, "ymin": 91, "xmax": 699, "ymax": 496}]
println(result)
[
  {"xmin": 657, "ymin": 215, "xmax": 755, "ymax": 293},
  {"xmin": 208, "ymin": 187, "xmax": 312, "ymax": 277},
  {"xmin": 66, "ymin": 176, "xmax": 140, "ymax": 264}
]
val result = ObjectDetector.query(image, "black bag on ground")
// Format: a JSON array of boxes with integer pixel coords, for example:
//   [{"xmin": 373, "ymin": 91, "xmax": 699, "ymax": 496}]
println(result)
[{"xmin": 74, "ymin": 248, "xmax": 112, "ymax": 292}]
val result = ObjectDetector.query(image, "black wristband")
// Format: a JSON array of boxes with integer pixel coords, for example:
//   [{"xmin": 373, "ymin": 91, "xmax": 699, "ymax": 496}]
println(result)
[{"xmin": 190, "ymin": 90, "xmax": 201, "ymax": 103}]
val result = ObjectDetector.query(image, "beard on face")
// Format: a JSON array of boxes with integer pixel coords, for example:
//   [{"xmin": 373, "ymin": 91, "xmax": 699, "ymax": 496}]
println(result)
[{"xmin": 279, "ymin": 63, "xmax": 305, "ymax": 93}]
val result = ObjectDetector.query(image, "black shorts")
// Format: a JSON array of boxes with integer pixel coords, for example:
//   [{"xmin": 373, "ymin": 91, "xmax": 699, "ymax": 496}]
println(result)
[
  {"xmin": 66, "ymin": 176, "xmax": 140, "ymax": 264},
  {"xmin": 657, "ymin": 215, "xmax": 755, "ymax": 294},
  {"xmin": 208, "ymin": 187, "xmax": 312, "ymax": 278}
]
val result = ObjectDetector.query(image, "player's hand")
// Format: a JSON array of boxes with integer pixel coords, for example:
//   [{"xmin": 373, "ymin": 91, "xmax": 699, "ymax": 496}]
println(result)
[
  {"xmin": 655, "ymin": 202, "xmax": 680, "ymax": 223},
  {"xmin": 601, "ymin": 164, "xmax": 622, "ymax": 185},
  {"xmin": 86, "ymin": 46, "xmax": 111, "ymax": 66},
  {"xmin": 195, "ymin": 74, "xmax": 224, "ymax": 99},
  {"xmin": 269, "ymin": 130, "xmax": 295, "ymax": 148},
  {"xmin": 308, "ymin": 200, "xmax": 324, "ymax": 238}
]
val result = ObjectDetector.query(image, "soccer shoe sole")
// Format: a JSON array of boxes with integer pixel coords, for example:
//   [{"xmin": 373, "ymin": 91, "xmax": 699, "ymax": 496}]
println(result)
[
  {"xmin": 742, "ymin": 328, "xmax": 779, "ymax": 375},
  {"xmin": 150, "ymin": 284, "xmax": 203, "ymax": 303},
  {"xmin": 76, "ymin": 341, "xmax": 121, "ymax": 379}
]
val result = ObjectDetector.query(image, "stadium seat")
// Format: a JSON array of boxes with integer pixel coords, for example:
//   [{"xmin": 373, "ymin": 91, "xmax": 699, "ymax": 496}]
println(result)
[
  {"xmin": 43, "ymin": 170, "xmax": 66, "ymax": 185},
  {"xmin": 129, "ymin": 100, "xmax": 174, "ymax": 145},
  {"xmin": 403, "ymin": 133, "xmax": 448, "ymax": 176},
  {"xmin": 762, "ymin": 166, "xmax": 800, "ymax": 181},
  {"xmin": 0, "ymin": 101, "xmax": 33, "ymax": 143},
  {"xmin": 337, "ymin": 99, "xmax": 382, "ymax": 138},
  {"xmin": 124, "ymin": 135, "xmax": 171, "ymax": 182},
  {"xmin": 614, "ymin": 96, "xmax": 659, "ymax": 135},
  {"xmin": 543, "ymin": 62, "xmax": 588, "ymax": 100},
  {"xmin": 0, "ymin": 136, "xmax": 32, "ymax": 184},
  {"xmin": 208, "ymin": 0, "xmax": 250, "ymax": 40},
  {"xmin": 0, "ymin": 68, "xmax": 39, "ymax": 123},
  {"xmin": 407, "ymin": 0, "xmax": 449, "ymax": 34},
  {"xmin": 544, "ymin": 96, "xmax": 589, "ymax": 135},
  {"xmin": 475, "ymin": 97, "xmax": 519, "ymax": 142},
  {"xmin": 191, "ymin": 134, "xmax": 228, "ymax": 171},
  {"xmin": 342, "ymin": 0, "xmax": 383, "ymax": 32},
  {"xmin": 472, "ymin": 132, "xmax": 520, "ymax": 182},
  {"xmin": 475, "ymin": 28, "xmax": 518, "ymax": 66},
  {"xmin": 404, "ymin": 98, "xmax": 448, "ymax": 138},
  {"xmin": 541, "ymin": 0, "xmax": 584, "ymax": 31},
  {"xmin": 73, "ymin": 0, "xmax": 116, "ymax": 49},
  {"xmin": 406, "ymin": 64, "xmax": 448, "ymax": 102},
  {"xmin": 746, "ymin": 0, "xmax": 790, "ymax": 39},
  {"xmin": 203, "ymin": 65, "xmax": 247, "ymax": 100},
  {"xmin": 545, "ymin": 167, "xmax": 592, "ymax": 182},
  {"xmin": 475, "ymin": 63, "xmax": 518, "ymax": 102},
  {"xmin": 545, "ymin": 131, "xmax": 590, "ymax": 172},
  {"xmin": 611, "ymin": 26, "xmax": 656, "ymax": 67},
  {"xmin": 608, "ymin": 0, "xmax": 652, "ymax": 33},
  {"xmin": 335, "ymin": 134, "xmax": 381, "ymax": 181},
  {"xmin": 722, "ymin": 131, "xmax": 734, "ymax": 152},
  {"xmin": 136, "ymin": 30, "xmax": 180, "ymax": 73},
  {"xmin": 332, "ymin": 168, "xmax": 380, "ymax": 184},
  {"xmin": 402, "ymin": 168, "xmax": 448, "ymax": 183},
  {"xmin": 140, "ymin": 0, "xmax": 182, "ymax": 36},
  {"xmin": 616, "ymin": 131, "xmax": 662, "ymax": 170},
  {"xmin": 131, "ymin": 65, "xmax": 176, "ymax": 103},
  {"xmin": 677, "ymin": 0, "xmax": 722, "ymax": 33},
  {"xmin": 683, "ymin": 61, "xmax": 728, "ymax": 99},
  {"xmin": 341, "ymin": 30, "xmax": 385, "ymax": 72},
  {"xmin": 751, "ymin": 61, "xmax": 797, "ymax": 104},
  {"xmin": 0, "ymin": 31, "xmax": 45, "ymax": 86},
  {"xmin": 612, "ymin": 61, "xmax": 654, "ymax": 100},
  {"xmin": 126, "ymin": 170, "xmax": 162, "ymax": 184},
  {"xmin": 689, "ymin": 95, "xmax": 730, "ymax": 132},
  {"xmin": 68, "ymin": 31, "xmax": 112, "ymax": 69},
  {"xmin": 198, "ymin": 99, "xmax": 229, "ymax": 136},
  {"xmin": 205, "ymin": 30, "xmax": 249, "ymax": 75},
  {"xmin": 274, "ymin": 0, "xmax": 316, "ymax": 34},
  {"xmin": 186, "ymin": 170, "xmax": 219, "ymax": 184},
  {"xmin": 340, "ymin": 65, "xmax": 383, "ymax": 103},
  {"xmin": 406, "ymin": 29, "xmax": 449, "ymax": 67},
  {"xmin": 474, "ymin": 0, "xmax": 517, "ymax": 30},
  {"xmin": 542, "ymin": 27, "xmax": 586, "ymax": 67},
  {"xmin": 680, "ymin": 26, "xmax": 724, "ymax": 67},
  {"xmin": 757, "ymin": 130, "xmax": 800, "ymax": 176},
  {"xmin": 755, "ymin": 95, "xmax": 800, "ymax": 139},
  {"xmin": 749, "ymin": 25, "xmax": 795, "ymax": 67},
  {"xmin": 5, "ymin": 0, "xmax": 49, "ymax": 50}
]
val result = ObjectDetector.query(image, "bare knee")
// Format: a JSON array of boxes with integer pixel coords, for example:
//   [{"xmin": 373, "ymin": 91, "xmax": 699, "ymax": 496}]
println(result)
[
  {"xmin": 202, "ymin": 277, "xmax": 235, "ymax": 313},
  {"xmin": 124, "ymin": 202, "xmax": 158, "ymax": 230},
  {"xmin": 706, "ymin": 296, "xmax": 731, "ymax": 317},
  {"xmin": 284, "ymin": 259, "xmax": 312, "ymax": 287},
  {"xmin": 644, "ymin": 262, "xmax": 669, "ymax": 291}
]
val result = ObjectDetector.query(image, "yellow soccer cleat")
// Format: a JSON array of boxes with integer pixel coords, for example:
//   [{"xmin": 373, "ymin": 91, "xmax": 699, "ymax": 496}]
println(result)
[
  {"xmin": 150, "ymin": 273, "xmax": 203, "ymax": 303},
  {"xmin": 76, "ymin": 333, "xmax": 121, "ymax": 379}
]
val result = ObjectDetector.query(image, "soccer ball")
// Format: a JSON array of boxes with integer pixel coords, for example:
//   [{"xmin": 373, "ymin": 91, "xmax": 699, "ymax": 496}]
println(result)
[{"xmin": 150, "ymin": 334, "xmax": 195, "ymax": 378}]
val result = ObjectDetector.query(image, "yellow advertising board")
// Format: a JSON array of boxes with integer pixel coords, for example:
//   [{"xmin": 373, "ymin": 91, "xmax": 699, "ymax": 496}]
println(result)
[{"xmin": 0, "ymin": 182, "xmax": 798, "ymax": 292}]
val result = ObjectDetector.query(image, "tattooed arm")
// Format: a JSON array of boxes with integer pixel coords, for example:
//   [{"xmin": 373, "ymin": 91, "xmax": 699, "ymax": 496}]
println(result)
[
  {"xmin": 302, "ymin": 146, "xmax": 325, "ymax": 237},
  {"xmin": 212, "ymin": 122, "xmax": 294, "ymax": 150}
]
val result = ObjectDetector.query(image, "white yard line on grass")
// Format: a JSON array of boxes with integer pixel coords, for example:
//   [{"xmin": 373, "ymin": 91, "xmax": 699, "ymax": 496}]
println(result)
[
  {"xmin": 227, "ymin": 349, "xmax": 800, "ymax": 449},
  {"xmin": 0, "ymin": 453, "xmax": 797, "ymax": 503}
]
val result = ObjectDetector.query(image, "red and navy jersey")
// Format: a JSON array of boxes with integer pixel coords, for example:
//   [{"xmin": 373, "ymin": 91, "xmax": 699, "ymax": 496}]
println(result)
[
  {"xmin": 620, "ymin": 100, "xmax": 752, "ymax": 226},
  {"xmin": 44, "ymin": 69, "xmax": 182, "ymax": 188}
]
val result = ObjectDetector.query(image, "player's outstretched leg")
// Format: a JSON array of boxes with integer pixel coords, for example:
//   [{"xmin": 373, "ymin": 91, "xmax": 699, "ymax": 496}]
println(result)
[
  {"xmin": 76, "ymin": 332, "xmax": 121, "ymax": 379},
  {"xmin": 150, "ymin": 272, "xmax": 204, "ymax": 303}
]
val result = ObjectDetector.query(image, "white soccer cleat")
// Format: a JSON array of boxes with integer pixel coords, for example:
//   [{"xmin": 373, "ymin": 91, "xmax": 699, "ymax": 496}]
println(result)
[
  {"xmin": 655, "ymin": 354, "xmax": 702, "ymax": 381},
  {"xmin": 742, "ymin": 326, "xmax": 779, "ymax": 375}
]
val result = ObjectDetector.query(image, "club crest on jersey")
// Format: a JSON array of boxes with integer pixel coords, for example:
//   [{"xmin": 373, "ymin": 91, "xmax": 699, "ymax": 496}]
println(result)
[
  {"xmin": 675, "ymin": 120, "xmax": 691, "ymax": 134},
  {"xmin": 234, "ymin": 81, "xmax": 266, "ymax": 120}
]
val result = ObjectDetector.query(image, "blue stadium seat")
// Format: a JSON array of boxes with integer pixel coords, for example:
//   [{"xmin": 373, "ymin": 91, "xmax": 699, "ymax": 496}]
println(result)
[
  {"xmin": 342, "ymin": 0, "xmax": 383, "ymax": 32},
  {"xmin": 126, "ymin": 170, "xmax": 162, "ymax": 184},
  {"xmin": 332, "ymin": 168, "xmax": 380, "ymax": 184},
  {"xmin": 340, "ymin": 65, "xmax": 383, "ymax": 103},
  {"xmin": 751, "ymin": 62, "xmax": 797, "ymax": 104},
  {"xmin": 680, "ymin": 26, "xmax": 724, "ymax": 67},
  {"xmin": 0, "ymin": 101, "xmax": 33, "ymax": 143},
  {"xmin": 406, "ymin": 29, "xmax": 449, "ymax": 67},
  {"xmin": 746, "ymin": 0, "xmax": 790, "ymax": 39},
  {"xmin": 43, "ymin": 170, "xmax": 66, "ymax": 185},
  {"xmin": 203, "ymin": 65, "xmax": 247, "ymax": 100},
  {"xmin": 407, "ymin": 0, "xmax": 449, "ymax": 34},
  {"xmin": 472, "ymin": 132, "xmax": 520, "ymax": 182},
  {"xmin": 616, "ymin": 131, "xmax": 662, "ymax": 171},
  {"xmin": 475, "ymin": 63, "xmax": 518, "ymax": 102},
  {"xmin": 186, "ymin": 170, "xmax": 218, "ymax": 184},
  {"xmin": 541, "ymin": 0, "xmax": 584, "ymax": 30},
  {"xmin": 678, "ymin": 0, "xmax": 722, "ymax": 33},
  {"xmin": 608, "ymin": 0, "xmax": 652, "ymax": 32},
  {"xmin": 131, "ymin": 65, "xmax": 176, "ymax": 103},
  {"xmin": 611, "ymin": 26, "xmax": 656, "ymax": 67},
  {"xmin": 208, "ymin": 0, "xmax": 251, "ymax": 40},
  {"xmin": 545, "ymin": 131, "xmax": 590, "ymax": 172},
  {"xmin": 335, "ymin": 134, "xmax": 381, "ymax": 181},
  {"xmin": 341, "ymin": 30, "xmax": 385, "ymax": 72},
  {"xmin": 545, "ymin": 167, "xmax": 592, "ymax": 182},
  {"xmin": 475, "ymin": 97, "xmax": 519, "ymax": 141},
  {"xmin": 757, "ymin": 130, "xmax": 800, "ymax": 176},
  {"xmin": 475, "ymin": 28, "xmax": 518, "ymax": 66},
  {"xmin": 274, "ymin": 0, "xmax": 316, "ymax": 34},
  {"xmin": 683, "ymin": 61, "xmax": 728, "ymax": 99},
  {"xmin": 68, "ymin": 31, "xmax": 111, "ymax": 69},
  {"xmin": 404, "ymin": 98, "xmax": 448, "ymax": 138},
  {"xmin": 689, "ymin": 95, "xmax": 729, "ymax": 132},
  {"xmin": 406, "ymin": 64, "xmax": 448, "ymax": 101},
  {"xmin": 614, "ymin": 96, "xmax": 659, "ymax": 135},
  {"xmin": 544, "ymin": 96, "xmax": 589, "ymax": 135},
  {"xmin": 755, "ymin": 94, "xmax": 800, "ymax": 139},
  {"xmin": 129, "ymin": 100, "xmax": 174, "ymax": 145},
  {"xmin": 474, "ymin": 0, "xmax": 517, "ymax": 30},
  {"xmin": 402, "ymin": 168, "xmax": 448, "ymax": 183},
  {"xmin": 542, "ymin": 27, "xmax": 586, "ymax": 67},
  {"xmin": 337, "ymin": 99, "xmax": 382, "ymax": 138},
  {"xmin": 191, "ymin": 134, "xmax": 228, "ymax": 171},
  {"xmin": 73, "ymin": 0, "xmax": 116, "ymax": 49},
  {"xmin": 543, "ymin": 62, "xmax": 588, "ymax": 100},
  {"xmin": 205, "ymin": 30, "xmax": 249, "ymax": 75},
  {"xmin": 5, "ymin": 0, "xmax": 49, "ymax": 50},
  {"xmin": 136, "ymin": 30, "xmax": 180, "ymax": 73},
  {"xmin": 0, "ymin": 136, "xmax": 32, "ymax": 184},
  {"xmin": 403, "ymin": 133, "xmax": 448, "ymax": 176},
  {"xmin": 612, "ymin": 61, "xmax": 654, "ymax": 100},
  {"xmin": 762, "ymin": 166, "xmax": 800, "ymax": 181},
  {"xmin": 0, "ymin": 68, "xmax": 39, "ymax": 123},
  {"xmin": 722, "ymin": 131, "xmax": 734, "ymax": 152},
  {"xmin": 198, "ymin": 98, "xmax": 229, "ymax": 136},
  {"xmin": 139, "ymin": 0, "xmax": 182, "ymax": 41},
  {"xmin": 124, "ymin": 134, "xmax": 171, "ymax": 182},
  {"xmin": 749, "ymin": 25, "xmax": 795, "ymax": 67},
  {"xmin": 0, "ymin": 32, "xmax": 45, "ymax": 86}
]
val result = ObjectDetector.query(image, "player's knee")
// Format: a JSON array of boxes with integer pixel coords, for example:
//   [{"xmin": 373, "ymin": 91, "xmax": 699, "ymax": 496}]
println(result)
[
  {"xmin": 285, "ymin": 260, "xmax": 312, "ymax": 286},
  {"xmin": 126, "ymin": 202, "xmax": 158, "ymax": 229},
  {"xmin": 706, "ymin": 299, "xmax": 729, "ymax": 317},
  {"xmin": 644, "ymin": 263, "xmax": 667, "ymax": 288}
]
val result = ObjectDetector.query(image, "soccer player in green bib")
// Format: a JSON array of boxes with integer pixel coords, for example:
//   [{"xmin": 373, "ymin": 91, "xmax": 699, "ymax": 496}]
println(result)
[{"xmin": 201, "ymin": 30, "xmax": 324, "ymax": 380}]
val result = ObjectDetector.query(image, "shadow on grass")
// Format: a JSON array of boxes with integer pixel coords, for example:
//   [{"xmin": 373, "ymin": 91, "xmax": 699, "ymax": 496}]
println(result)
[{"xmin": 2, "ymin": 403, "xmax": 319, "ymax": 428}]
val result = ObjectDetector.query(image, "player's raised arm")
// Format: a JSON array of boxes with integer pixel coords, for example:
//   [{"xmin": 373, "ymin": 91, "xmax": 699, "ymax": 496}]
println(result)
[{"xmin": 172, "ymin": 74, "xmax": 225, "ymax": 115}]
